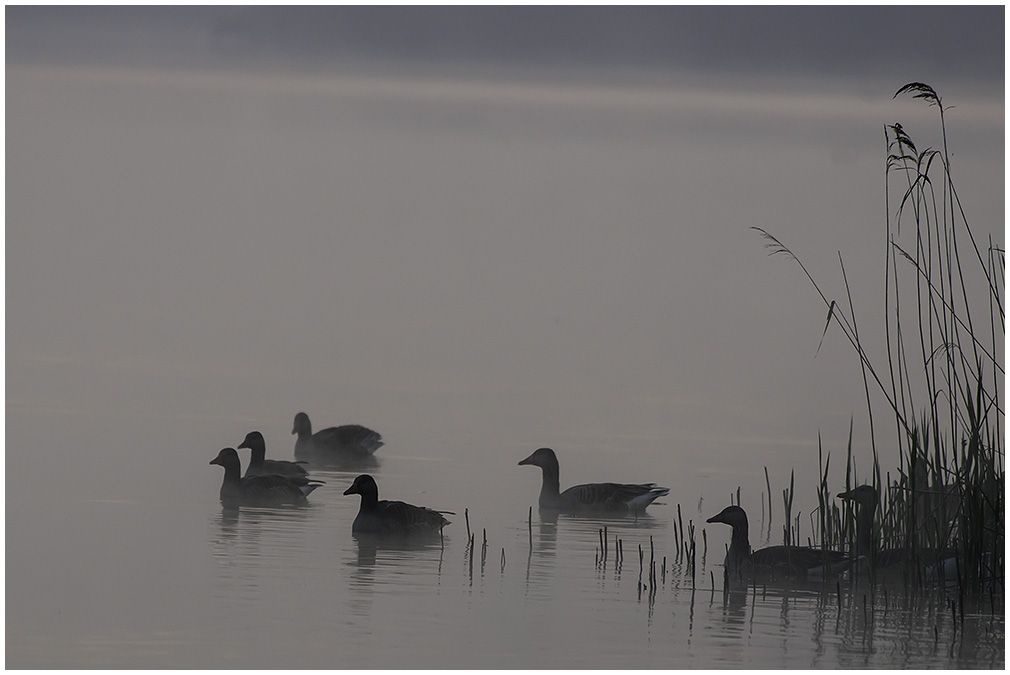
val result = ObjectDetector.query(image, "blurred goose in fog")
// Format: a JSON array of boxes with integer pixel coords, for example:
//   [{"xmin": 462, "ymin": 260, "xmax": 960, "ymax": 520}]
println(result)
[
  {"xmin": 292, "ymin": 412, "xmax": 383, "ymax": 458},
  {"xmin": 343, "ymin": 474, "xmax": 451, "ymax": 535},
  {"xmin": 210, "ymin": 447, "xmax": 322, "ymax": 506},
  {"xmin": 706, "ymin": 505, "xmax": 851, "ymax": 584},
  {"xmin": 238, "ymin": 431, "xmax": 308, "ymax": 478},
  {"xmin": 518, "ymin": 447, "xmax": 669, "ymax": 514},
  {"xmin": 838, "ymin": 484, "xmax": 958, "ymax": 579}
]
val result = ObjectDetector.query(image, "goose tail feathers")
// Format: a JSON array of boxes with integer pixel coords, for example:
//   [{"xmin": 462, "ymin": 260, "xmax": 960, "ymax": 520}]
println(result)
[{"xmin": 627, "ymin": 486, "xmax": 670, "ymax": 511}]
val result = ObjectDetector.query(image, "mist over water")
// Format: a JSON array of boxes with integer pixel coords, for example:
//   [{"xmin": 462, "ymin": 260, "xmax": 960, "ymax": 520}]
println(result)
[{"xmin": 6, "ymin": 7, "xmax": 1003, "ymax": 669}]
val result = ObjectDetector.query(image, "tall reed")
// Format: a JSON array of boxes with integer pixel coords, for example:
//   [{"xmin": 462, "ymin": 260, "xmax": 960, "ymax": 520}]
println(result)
[{"xmin": 754, "ymin": 83, "xmax": 1003, "ymax": 597}]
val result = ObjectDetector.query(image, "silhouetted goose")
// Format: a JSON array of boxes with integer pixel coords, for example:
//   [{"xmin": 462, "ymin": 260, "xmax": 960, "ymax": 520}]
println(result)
[
  {"xmin": 292, "ymin": 412, "xmax": 383, "ymax": 457},
  {"xmin": 238, "ymin": 431, "xmax": 308, "ymax": 478},
  {"xmin": 342, "ymin": 474, "xmax": 450, "ymax": 535},
  {"xmin": 518, "ymin": 447, "xmax": 669, "ymax": 514},
  {"xmin": 210, "ymin": 447, "xmax": 322, "ymax": 506},
  {"xmin": 706, "ymin": 505, "xmax": 850, "ymax": 584},
  {"xmin": 837, "ymin": 485, "xmax": 957, "ymax": 577}
]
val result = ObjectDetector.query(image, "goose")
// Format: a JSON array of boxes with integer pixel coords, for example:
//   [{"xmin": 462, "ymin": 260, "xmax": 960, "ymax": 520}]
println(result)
[
  {"xmin": 706, "ymin": 504, "xmax": 851, "ymax": 584},
  {"xmin": 210, "ymin": 447, "xmax": 322, "ymax": 506},
  {"xmin": 837, "ymin": 484, "xmax": 958, "ymax": 578},
  {"xmin": 237, "ymin": 431, "xmax": 308, "ymax": 478},
  {"xmin": 292, "ymin": 412, "xmax": 383, "ymax": 457},
  {"xmin": 518, "ymin": 447, "xmax": 669, "ymax": 514},
  {"xmin": 342, "ymin": 474, "xmax": 451, "ymax": 535}
]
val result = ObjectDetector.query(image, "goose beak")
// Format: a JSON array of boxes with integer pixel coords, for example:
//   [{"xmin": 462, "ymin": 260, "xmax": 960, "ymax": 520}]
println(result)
[
  {"xmin": 518, "ymin": 453, "xmax": 534, "ymax": 466},
  {"xmin": 343, "ymin": 484, "xmax": 358, "ymax": 496}
]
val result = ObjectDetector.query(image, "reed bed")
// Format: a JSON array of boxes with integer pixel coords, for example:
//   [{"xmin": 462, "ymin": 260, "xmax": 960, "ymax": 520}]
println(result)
[{"xmin": 753, "ymin": 82, "xmax": 1003, "ymax": 600}]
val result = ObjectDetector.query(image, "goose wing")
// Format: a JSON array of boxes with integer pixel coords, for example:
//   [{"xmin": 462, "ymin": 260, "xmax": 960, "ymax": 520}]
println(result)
[
  {"xmin": 561, "ymin": 482, "xmax": 668, "ymax": 511},
  {"xmin": 240, "ymin": 474, "xmax": 313, "ymax": 504},
  {"xmin": 376, "ymin": 499, "xmax": 450, "ymax": 533},
  {"xmin": 248, "ymin": 459, "xmax": 308, "ymax": 477},
  {"xmin": 314, "ymin": 425, "xmax": 384, "ymax": 454},
  {"xmin": 752, "ymin": 545, "xmax": 850, "ymax": 577}
]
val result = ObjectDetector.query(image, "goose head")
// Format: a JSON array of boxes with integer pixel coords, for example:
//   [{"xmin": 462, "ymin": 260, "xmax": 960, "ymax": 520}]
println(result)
[
  {"xmin": 209, "ymin": 447, "xmax": 241, "ymax": 470},
  {"xmin": 237, "ymin": 431, "xmax": 264, "ymax": 451},
  {"xmin": 706, "ymin": 504, "xmax": 749, "ymax": 529},
  {"xmin": 292, "ymin": 412, "xmax": 311, "ymax": 437},
  {"xmin": 518, "ymin": 447, "xmax": 559, "ymax": 470},
  {"xmin": 837, "ymin": 484, "xmax": 878, "ymax": 509},
  {"xmin": 343, "ymin": 474, "xmax": 379, "ymax": 498}
]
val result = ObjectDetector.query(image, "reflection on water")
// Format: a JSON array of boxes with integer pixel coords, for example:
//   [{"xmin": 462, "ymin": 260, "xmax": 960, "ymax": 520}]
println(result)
[
  {"xmin": 4, "ymin": 473, "xmax": 1002, "ymax": 668},
  {"xmin": 345, "ymin": 532, "xmax": 448, "ymax": 630},
  {"xmin": 297, "ymin": 452, "xmax": 382, "ymax": 474},
  {"xmin": 702, "ymin": 575, "xmax": 1005, "ymax": 669}
]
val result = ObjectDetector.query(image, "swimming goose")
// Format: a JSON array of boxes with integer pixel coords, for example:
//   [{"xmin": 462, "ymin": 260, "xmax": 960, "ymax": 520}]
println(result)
[
  {"xmin": 706, "ymin": 505, "xmax": 850, "ymax": 584},
  {"xmin": 210, "ymin": 447, "xmax": 322, "ymax": 506},
  {"xmin": 292, "ymin": 412, "xmax": 383, "ymax": 457},
  {"xmin": 837, "ymin": 484, "xmax": 957, "ymax": 577},
  {"xmin": 342, "ymin": 474, "xmax": 451, "ymax": 535},
  {"xmin": 518, "ymin": 447, "xmax": 669, "ymax": 514},
  {"xmin": 237, "ymin": 431, "xmax": 308, "ymax": 478}
]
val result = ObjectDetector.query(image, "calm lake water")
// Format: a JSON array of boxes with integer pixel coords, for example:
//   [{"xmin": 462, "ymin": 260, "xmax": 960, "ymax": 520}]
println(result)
[
  {"xmin": 6, "ymin": 62, "xmax": 1004, "ymax": 668},
  {"xmin": 5, "ymin": 407, "xmax": 1004, "ymax": 668}
]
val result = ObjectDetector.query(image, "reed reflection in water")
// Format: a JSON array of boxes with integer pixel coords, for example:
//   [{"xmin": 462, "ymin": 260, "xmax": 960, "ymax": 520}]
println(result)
[{"xmin": 207, "ymin": 495, "xmax": 1002, "ymax": 669}]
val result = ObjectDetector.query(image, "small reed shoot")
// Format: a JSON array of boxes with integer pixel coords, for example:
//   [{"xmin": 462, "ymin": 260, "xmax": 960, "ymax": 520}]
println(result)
[
  {"xmin": 764, "ymin": 468, "xmax": 773, "ymax": 534},
  {"xmin": 481, "ymin": 528, "xmax": 487, "ymax": 574},
  {"xmin": 782, "ymin": 469, "xmax": 795, "ymax": 547},
  {"xmin": 676, "ymin": 504, "xmax": 685, "ymax": 558},
  {"xmin": 468, "ymin": 533, "xmax": 475, "ymax": 582},
  {"xmin": 527, "ymin": 506, "xmax": 532, "ymax": 550}
]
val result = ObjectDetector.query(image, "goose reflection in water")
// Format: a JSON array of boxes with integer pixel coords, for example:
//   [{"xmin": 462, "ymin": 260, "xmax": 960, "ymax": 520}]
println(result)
[
  {"xmin": 298, "ymin": 451, "xmax": 381, "ymax": 473},
  {"xmin": 350, "ymin": 533, "xmax": 448, "ymax": 571},
  {"xmin": 346, "ymin": 533, "xmax": 448, "ymax": 620}
]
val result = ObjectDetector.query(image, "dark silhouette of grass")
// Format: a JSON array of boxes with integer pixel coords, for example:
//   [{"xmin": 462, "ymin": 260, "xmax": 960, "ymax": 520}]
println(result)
[{"xmin": 754, "ymin": 83, "xmax": 1003, "ymax": 601}]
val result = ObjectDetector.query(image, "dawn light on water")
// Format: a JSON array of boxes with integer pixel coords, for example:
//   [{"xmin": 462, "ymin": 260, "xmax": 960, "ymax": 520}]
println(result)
[{"xmin": 6, "ymin": 6, "xmax": 1004, "ymax": 669}]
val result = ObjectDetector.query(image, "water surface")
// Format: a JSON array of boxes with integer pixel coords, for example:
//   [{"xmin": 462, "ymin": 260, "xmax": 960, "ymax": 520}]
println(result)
[{"xmin": 6, "ymin": 408, "xmax": 1003, "ymax": 668}]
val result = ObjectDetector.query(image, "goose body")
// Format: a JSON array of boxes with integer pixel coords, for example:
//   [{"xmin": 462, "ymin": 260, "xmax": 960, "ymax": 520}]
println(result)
[
  {"xmin": 210, "ymin": 447, "xmax": 322, "ymax": 506},
  {"xmin": 292, "ymin": 412, "xmax": 383, "ymax": 457},
  {"xmin": 238, "ymin": 431, "xmax": 308, "ymax": 478},
  {"xmin": 837, "ymin": 485, "xmax": 958, "ymax": 577},
  {"xmin": 343, "ymin": 474, "xmax": 450, "ymax": 535},
  {"xmin": 518, "ymin": 447, "xmax": 669, "ymax": 514},
  {"xmin": 706, "ymin": 505, "xmax": 850, "ymax": 584}
]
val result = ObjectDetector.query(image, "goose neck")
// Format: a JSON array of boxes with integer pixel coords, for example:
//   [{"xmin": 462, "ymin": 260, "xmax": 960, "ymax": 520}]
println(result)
[
  {"xmin": 539, "ymin": 463, "xmax": 561, "ymax": 500},
  {"xmin": 728, "ymin": 519, "xmax": 752, "ymax": 558},
  {"xmin": 220, "ymin": 459, "xmax": 242, "ymax": 486},
  {"xmin": 856, "ymin": 501, "xmax": 875, "ymax": 556},
  {"xmin": 357, "ymin": 488, "xmax": 379, "ymax": 511},
  {"xmin": 248, "ymin": 443, "xmax": 266, "ymax": 468}
]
